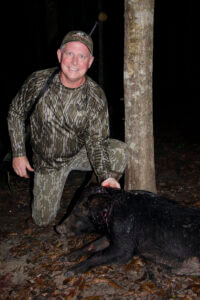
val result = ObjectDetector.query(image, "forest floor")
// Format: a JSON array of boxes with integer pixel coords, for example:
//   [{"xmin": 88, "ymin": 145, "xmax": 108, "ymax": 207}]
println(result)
[{"xmin": 1, "ymin": 126, "xmax": 200, "ymax": 299}]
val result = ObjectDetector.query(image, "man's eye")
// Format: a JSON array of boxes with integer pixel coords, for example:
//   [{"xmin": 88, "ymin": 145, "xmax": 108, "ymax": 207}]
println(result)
[
  {"xmin": 79, "ymin": 54, "xmax": 85, "ymax": 59},
  {"xmin": 66, "ymin": 51, "xmax": 72, "ymax": 56}
]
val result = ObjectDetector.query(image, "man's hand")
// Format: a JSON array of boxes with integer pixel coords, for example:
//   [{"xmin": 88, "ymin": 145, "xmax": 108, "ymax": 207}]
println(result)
[
  {"xmin": 12, "ymin": 156, "xmax": 34, "ymax": 178},
  {"xmin": 101, "ymin": 177, "xmax": 120, "ymax": 189}
]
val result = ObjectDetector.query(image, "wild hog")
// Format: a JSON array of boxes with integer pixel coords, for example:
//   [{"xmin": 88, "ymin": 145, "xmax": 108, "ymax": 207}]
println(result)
[{"xmin": 56, "ymin": 186, "xmax": 200, "ymax": 276}]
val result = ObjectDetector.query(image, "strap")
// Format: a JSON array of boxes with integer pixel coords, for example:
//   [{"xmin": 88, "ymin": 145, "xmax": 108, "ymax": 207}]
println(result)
[{"xmin": 28, "ymin": 67, "xmax": 59, "ymax": 118}]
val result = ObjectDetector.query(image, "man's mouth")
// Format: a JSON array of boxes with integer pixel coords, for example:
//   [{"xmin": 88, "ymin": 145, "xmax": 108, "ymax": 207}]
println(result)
[{"xmin": 69, "ymin": 67, "xmax": 78, "ymax": 72}]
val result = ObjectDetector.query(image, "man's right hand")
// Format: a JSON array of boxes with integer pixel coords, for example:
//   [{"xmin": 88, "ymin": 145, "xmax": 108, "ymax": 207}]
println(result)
[{"xmin": 12, "ymin": 156, "xmax": 34, "ymax": 178}]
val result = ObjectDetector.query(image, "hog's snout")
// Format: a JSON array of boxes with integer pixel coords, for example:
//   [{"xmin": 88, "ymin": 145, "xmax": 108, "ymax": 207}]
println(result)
[{"xmin": 55, "ymin": 214, "xmax": 77, "ymax": 237}]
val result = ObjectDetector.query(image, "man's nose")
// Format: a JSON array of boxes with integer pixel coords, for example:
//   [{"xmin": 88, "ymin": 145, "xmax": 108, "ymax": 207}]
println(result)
[{"xmin": 72, "ymin": 55, "xmax": 78, "ymax": 65}]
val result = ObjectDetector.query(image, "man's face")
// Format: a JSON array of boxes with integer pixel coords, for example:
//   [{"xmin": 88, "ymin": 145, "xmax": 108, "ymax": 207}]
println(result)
[{"xmin": 57, "ymin": 41, "xmax": 94, "ymax": 88}]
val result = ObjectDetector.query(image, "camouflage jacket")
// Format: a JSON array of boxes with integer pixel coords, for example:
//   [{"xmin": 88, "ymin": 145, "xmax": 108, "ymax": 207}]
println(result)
[{"xmin": 7, "ymin": 67, "xmax": 112, "ymax": 182}]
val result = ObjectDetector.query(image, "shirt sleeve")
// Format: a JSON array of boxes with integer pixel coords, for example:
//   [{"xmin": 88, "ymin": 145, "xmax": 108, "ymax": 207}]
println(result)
[
  {"xmin": 7, "ymin": 75, "xmax": 36, "ymax": 157},
  {"xmin": 84, "ymin": 88, "xmax": 112, "ymax": 183}
]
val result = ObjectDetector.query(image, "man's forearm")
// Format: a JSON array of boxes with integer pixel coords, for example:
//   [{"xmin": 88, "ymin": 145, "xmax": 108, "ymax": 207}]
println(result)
[{"xmin": 7, "ymin": 112, "xmax": 26, "ymax": 157}]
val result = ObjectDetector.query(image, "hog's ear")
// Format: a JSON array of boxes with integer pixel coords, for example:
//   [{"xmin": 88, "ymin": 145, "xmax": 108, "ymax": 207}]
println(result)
[
  {"xmin": 89, "ymin": 195, "xmax": 113, "ymax": 213},
  {"xmin": 83, "ymin": 186, "xmax": 109, "ymax": 198},
  {"xmin": 73, "ymin": 201, "xmax": 89, "ymax": 217}
]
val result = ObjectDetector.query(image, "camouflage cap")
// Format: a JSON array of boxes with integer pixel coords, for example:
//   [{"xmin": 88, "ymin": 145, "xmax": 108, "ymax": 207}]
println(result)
[{"xmin": 60, "ymin": 30, "xmax": 93, "ymax": 55}]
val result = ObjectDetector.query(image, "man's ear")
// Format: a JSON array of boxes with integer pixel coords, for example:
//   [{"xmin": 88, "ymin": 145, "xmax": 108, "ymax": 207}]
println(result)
[
  {"xmin": 57, "ymin": 49, "xmax": 61, "ymax": 63},
  {"xmin": 88, "ymin": 56, "xmax": 94, "ymax": 68}
]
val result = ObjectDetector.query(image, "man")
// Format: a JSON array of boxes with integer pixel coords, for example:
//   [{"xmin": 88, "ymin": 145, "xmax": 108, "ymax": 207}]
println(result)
[{"xmin": 7, "ymin": 30, "xmax": 128, "ymax": 226}]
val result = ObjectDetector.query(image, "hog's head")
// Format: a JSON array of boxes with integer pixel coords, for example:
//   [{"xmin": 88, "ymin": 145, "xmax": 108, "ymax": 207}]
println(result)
[{"xmin": 55, "ymin": 186, "xmax": 113, "ymax": 237}]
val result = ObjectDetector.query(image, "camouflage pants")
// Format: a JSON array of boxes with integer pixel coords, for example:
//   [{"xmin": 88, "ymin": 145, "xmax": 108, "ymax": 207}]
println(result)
[{"xmin": 32, "ymin": 139, "xmax": 128, "ymax": 226}]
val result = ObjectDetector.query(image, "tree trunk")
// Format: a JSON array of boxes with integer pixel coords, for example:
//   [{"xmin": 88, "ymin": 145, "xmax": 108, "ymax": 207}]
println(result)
[
  {"xmin": 124, "ymin": 0, "xmax": 156, "ymax": 192},
  {"xmin": 98, "ymin": 0, "xmax": 104, "ymax": 88}
]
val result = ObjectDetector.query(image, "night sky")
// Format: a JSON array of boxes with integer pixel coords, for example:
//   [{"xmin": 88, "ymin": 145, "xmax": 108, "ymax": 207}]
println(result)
[{"xmin": 1, "ymin": 0, "xmax": 199, "ymax": 156}]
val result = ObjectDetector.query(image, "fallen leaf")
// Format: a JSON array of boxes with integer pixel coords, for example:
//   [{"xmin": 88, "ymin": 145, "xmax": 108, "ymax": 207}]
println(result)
[
  {"xmin": 35, "ymin": 277, "xmax": 46, "ymax": 288},
  {"xmin": 188, "ymin": 283, "xmax": 200, "ymax": 294},
  {"xmin": 23, "ymin": 228, "xmax": 33, "ymax": 235},
  {"xmin": 7, "ymin": 232, "xmax": 18, "ymax": 237},
  {"xmin": 63, "ymin": 278, "xmax": 71, "ymax": 285},
  {"xmin": 138, "ymin": 281, "xmax": 157, "ymax": 294},
  {"xmin": 66, "ymin": 288, "xmax": 77, "ymax": 299},
  {"xmin": 73, "ymin": 275, "xmax": 85, "ymax": 290},
  {"xmin": 0, "ymin": 273, "xmax": 13, "ymax": 288},
  {"xmin": 88, "ymin": 278, "xmax": 122, "ymax": 289},
  {"xmin": 81, "ymin": 297, "xmax": 102, "ymax": 300},
  {"xmin": 56, "ymin": 240, "xmax": 62, "ymax": 248},
  {"xmin": 125, "ymin": 257, "xmax": 144, "ymax": 270}
]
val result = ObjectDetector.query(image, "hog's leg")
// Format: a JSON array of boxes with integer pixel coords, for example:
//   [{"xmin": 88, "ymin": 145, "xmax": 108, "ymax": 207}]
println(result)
[
  {"xmin": 62, "ymin": 235, "xmax": 110, "ymax": 262},
  {"xmin": 65, "ymin": 237, "xmax": 135, "ymax": 276}
]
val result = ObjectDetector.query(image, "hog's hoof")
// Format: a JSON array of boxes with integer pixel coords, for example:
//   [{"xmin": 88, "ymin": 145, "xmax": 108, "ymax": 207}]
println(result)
[
  {"xmin": 66, "ymin": 251, "xmax": 82, "ymax": 262},
  {"xmin": 59, "ymin": 256, "xmax": 69, "ymax": 262},
  {"xmin": 54, "ymin": 224, "xmax": 65, "ymax": 235},
  {"xmin": 64, "ymin": 270, "xmax": 76, "ymax": 278},
  {"xmin": 59, "ymin": 252, "xmax": 80, "ymax": 262}
]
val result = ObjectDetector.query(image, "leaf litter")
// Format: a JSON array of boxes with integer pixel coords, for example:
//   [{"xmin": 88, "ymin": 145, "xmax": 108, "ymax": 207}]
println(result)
[{"xmin": 1, "ymin": 130, "xmax": 200, "ymax": 299}]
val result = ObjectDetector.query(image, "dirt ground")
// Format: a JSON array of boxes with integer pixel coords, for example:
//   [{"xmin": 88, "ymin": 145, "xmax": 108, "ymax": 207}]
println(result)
[{"xmin": 1, "ymin": 127, "xmax": 200, "ymax": 299}]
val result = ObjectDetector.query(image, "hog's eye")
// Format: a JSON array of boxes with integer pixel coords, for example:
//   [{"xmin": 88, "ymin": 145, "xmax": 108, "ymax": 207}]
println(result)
[{"xmin": 103, "ymin": 208, "xmax": 108, "ymax": 218}]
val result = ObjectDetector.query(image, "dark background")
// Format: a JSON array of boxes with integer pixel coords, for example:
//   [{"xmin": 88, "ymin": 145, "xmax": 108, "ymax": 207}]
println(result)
[{"xmin": 1, "ymin": 0, "xmax": 199, "ymax": 157}]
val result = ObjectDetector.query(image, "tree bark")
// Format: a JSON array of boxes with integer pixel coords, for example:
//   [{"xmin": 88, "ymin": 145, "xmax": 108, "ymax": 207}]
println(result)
[{"xmin": 124, "ymin": 0, "xmax": 156, "ymax": 192}]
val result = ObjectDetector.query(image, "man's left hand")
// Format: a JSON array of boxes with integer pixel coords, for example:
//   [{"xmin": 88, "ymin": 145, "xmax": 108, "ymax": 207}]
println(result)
[{"xmin": 101, "ymin": 177, "xmax": 120, "ymax": 189}]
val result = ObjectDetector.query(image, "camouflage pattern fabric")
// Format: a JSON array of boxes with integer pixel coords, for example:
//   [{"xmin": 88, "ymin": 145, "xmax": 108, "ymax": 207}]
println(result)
[
  {"xmin": 32, "ymin": 139, "xmax": 129, "ymax": 226},
  {"xmin": 7, "ymin": 67, "xmax": 126, "ymax": 182},
  {"xmin": 7, "ymin": 67, "xmax": 129, "ymax": 226}
]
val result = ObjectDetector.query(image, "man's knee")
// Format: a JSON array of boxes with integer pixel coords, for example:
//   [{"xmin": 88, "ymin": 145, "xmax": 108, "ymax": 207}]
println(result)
[
  {"xmin": 32, "ymin": 204, "xmax": 56, "ymax": 226},
  {"xmin": 32, "ymin": 170, "xmax": 66, "ymax": 226},
  {"xmin": 109, "ymin": 139, "xmax": 129, "ymax": 168}
]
